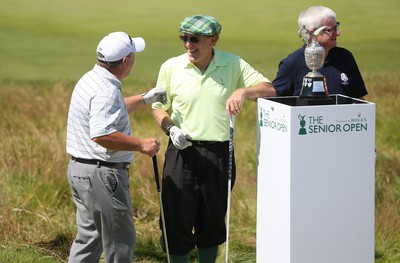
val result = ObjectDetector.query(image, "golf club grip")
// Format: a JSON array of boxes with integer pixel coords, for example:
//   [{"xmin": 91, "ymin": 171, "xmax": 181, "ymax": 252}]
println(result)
[
  {"xmin": 228, "ymin": 115, "xmax": 235, "ymax": 180},
  {"xmin": 229, "ymin": 115, "xmax": 235, "ymax": 130},
  {"xmin": 152, "ymin": 156, "xmax": 161, "ymax": 192}
]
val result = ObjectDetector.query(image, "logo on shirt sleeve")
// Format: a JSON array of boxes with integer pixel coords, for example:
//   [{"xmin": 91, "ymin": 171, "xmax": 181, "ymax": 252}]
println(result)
[{"xmin": 340, "ymin": 73, "xmax": 349, "ymax": 85}]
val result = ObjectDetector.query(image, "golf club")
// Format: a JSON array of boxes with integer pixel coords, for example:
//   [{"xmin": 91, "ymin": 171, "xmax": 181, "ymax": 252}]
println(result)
[
  {"xmin": 152, "ymin": 155, "xmax": 170, "ymax": 263},
  {"xmin": 225, "ymin": 115, "xmax": 235, "ymax": 263}
]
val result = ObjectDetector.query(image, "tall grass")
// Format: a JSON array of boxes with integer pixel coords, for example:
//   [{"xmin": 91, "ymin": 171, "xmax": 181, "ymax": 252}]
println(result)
[
  {"xmin": 0, "ymin": 73, "xmax": 399, "ymax": 262},
  {"xmin": 367, "ymin": 73, "xmax": 400, "ymax": 263}
]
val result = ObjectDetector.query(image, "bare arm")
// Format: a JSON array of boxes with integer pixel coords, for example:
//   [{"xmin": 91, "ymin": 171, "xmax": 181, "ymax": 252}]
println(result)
[
  {"xmin": 124, "ymin": 87, "xmax": 167, "ymax": 113},
  {"xmin": 124, "ymin": 94, "xmax": 145, "ymax": 114},
  {"xmin": 226, "ymin": 82, "xmax": 276, "ymax": 116},
  {"xmin": 92, "ymin": 131, "xmax": 160, "ymax": 157},
  {"xmin": 152, "ymin": 108, "xmax": 174, "ymax": 133}
]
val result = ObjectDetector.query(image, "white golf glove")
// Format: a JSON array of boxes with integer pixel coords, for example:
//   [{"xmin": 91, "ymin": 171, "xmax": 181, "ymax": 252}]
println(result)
[
  {"xmin": 169, "ymin": 126, "xmax": 192, "ymax": 150},
  {"xmin": 142, "ymin": 87, "xmax": 167, "ymax": 105}
]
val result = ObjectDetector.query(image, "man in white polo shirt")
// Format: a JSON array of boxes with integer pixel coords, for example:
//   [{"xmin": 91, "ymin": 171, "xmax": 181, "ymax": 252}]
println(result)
[{"xmin": 66, "ymin": 31, "xmax": 166, "ymax": 263}]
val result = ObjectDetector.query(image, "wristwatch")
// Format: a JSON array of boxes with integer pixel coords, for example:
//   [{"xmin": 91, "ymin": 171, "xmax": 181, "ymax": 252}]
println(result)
[{"xmin": 165, "ymin": 124, "xmax": 173, "ymax": 136}]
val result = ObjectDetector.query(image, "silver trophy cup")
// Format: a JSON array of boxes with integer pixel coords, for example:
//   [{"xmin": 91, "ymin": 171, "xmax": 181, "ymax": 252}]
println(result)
[{"xmin": 298, "ymin": 26, "xmax": 329, "ymax": 98}]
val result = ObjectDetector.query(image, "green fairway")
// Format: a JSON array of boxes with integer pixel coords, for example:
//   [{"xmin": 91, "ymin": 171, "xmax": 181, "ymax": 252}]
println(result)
[{"xmin": 1, "ymin": 0, "xmax": 399, "ymax": 85}]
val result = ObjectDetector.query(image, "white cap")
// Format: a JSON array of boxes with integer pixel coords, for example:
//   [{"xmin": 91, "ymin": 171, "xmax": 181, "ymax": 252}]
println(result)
[{"xmin": 96, "ymin": 32, "xmax": 145, "ymax": 62}]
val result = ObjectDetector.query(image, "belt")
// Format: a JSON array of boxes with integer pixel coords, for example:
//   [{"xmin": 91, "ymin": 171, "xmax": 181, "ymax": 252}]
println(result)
[
  {"xmin": 190, "ymin": 140, "xmax": 222, "ymax": 145},
  {"xmin": 71, "ymin": 156, "xmax": 131, "ymax": 169}
]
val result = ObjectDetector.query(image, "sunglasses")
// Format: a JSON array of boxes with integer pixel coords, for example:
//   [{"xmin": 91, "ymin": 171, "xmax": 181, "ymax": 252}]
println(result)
[
  {"xmin": 322, "ymin": 22, "xmax": 340, "ymax": 34},
  {"xmin": 179, "ymin": 35, "xmax": 201, "ymax": 43}
]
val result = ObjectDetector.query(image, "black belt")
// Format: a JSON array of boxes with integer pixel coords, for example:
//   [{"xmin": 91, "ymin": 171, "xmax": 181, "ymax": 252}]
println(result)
[
  {"xmin": 190, "ymin": 140, "xmax": 224, "ymax": 145},
  {"xmin": 71, "ymin": 156, "xmax": 131, "ymax": 169}
]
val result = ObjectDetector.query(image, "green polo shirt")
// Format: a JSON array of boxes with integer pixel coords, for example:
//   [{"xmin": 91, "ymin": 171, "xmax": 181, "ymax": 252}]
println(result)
[{"xmin": 153, "ymin": 48, "xmax": 270, "ymax": 141}]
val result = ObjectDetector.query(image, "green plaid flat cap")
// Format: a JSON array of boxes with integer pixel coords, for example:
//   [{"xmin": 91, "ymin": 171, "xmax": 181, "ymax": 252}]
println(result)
[{"xmin": 179, "ymin": 14, "xmax": 222, "ymax": 36}]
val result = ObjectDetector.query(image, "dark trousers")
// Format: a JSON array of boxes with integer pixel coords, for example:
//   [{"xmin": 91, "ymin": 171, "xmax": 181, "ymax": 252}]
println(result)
[{"xmin": 161, "ymin": 140, "xmax": 236, "ymax": 255}]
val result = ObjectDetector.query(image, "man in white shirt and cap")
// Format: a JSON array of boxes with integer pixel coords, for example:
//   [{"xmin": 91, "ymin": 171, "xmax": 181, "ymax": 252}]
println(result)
[{"xmin": 66, "ymin": 31, "xmax": 166, "ymax": 263}]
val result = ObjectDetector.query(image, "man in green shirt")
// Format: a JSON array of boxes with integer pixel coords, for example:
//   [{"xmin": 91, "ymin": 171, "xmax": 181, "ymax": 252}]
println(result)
[{"xmin": 152, "ymin": 14, "xmax": 276, "ymax": 263}]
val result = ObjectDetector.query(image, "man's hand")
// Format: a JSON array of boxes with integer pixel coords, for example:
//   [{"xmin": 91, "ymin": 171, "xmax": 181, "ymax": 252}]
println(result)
[
  {"xmin": 169, "ymin": 126, "xmax": 192, "ymax": 150},
  {"xmin": 226, "ymin": 88, "xmax": 246, "ymax": 116},
  {"xmin": 92, "ymin": 132, "xmax": 160, "ymax": 157},
  {"xmin": 138, "ymin": 138, "xmax": 161, "ymax": 157},
  {"xmin": 143, "ymin": 87, "xmax": 167, "ymax": 105}
]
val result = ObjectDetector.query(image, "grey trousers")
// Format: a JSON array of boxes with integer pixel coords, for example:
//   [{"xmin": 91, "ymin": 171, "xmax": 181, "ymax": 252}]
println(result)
[{"xmin": 67, "ymin": 159, "xmax": 135, "ymax": 263}]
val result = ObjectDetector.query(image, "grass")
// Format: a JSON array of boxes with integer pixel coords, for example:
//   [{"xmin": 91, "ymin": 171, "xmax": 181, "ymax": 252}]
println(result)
[
  {"xmin": 0, "ymin": 0, "xmax": 399, "ymax": 262},
  {"xmin": 1, "ymin": 0, "xmax": 399, "ymax": 83}
]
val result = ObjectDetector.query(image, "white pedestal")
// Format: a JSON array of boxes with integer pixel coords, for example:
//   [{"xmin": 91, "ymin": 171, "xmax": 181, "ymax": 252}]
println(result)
[{"xmin": 256, "ymin": 95, "xmax": 375, "ymax": 263}]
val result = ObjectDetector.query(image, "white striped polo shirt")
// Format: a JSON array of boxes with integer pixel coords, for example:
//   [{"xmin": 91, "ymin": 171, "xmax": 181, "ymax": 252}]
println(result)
[{"xmin": 66, "ymin": 64, "xmax": 134, "ymax": 163}]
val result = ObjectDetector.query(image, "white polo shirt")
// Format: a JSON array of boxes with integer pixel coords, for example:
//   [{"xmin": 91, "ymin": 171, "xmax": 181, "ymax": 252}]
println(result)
[{"xmin": 66, "ymin": 64, "xmax": 134, "ymax": 162}]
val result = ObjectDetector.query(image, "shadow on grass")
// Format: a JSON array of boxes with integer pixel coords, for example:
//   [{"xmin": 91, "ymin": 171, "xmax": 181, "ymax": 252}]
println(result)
[
  {"xmin": 34, "ymin": 233, "xmax": 72, "ymax": 261},
  {"xmin": 34, "ymin": 233, "xmax": 172, "ymax": 262},
  {"xmin": 134, "ymin": 238, "xmax": 170, "ymax": 262},
  {"xmin": 31, "ymin": 233, "xmax": 258, "ymax": 262}
]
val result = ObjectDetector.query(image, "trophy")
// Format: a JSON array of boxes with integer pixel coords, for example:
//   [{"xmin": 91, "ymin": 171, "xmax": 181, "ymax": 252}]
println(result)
[{"xmin": 298, "ymin": 26, "xmax": 329, "ymax": 98}]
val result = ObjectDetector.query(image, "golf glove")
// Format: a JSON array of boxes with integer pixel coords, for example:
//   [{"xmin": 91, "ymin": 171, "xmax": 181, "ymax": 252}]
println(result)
[
  {"xmin": 142, "ymin": 87, "xmax": 167, "ymax": 105},
  {"xmin": 169, "ymin": 126, "xmax": 192, "ymax": 150}
]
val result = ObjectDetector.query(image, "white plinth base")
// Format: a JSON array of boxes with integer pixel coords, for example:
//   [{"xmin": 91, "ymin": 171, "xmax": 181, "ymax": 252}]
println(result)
[{"xmin": 256, "ymin": 95, "xmax": 375, "ymax": 263}]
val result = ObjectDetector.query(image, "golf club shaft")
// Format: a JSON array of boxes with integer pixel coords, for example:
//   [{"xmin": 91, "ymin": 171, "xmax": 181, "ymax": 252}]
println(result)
[
  {"xmin": 225, "ymin": 115, "xmax": 235, "ymax": 263},
  {"xmin": 152, "ymin": 156, "xmax": 171, "ymax": 263}
]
